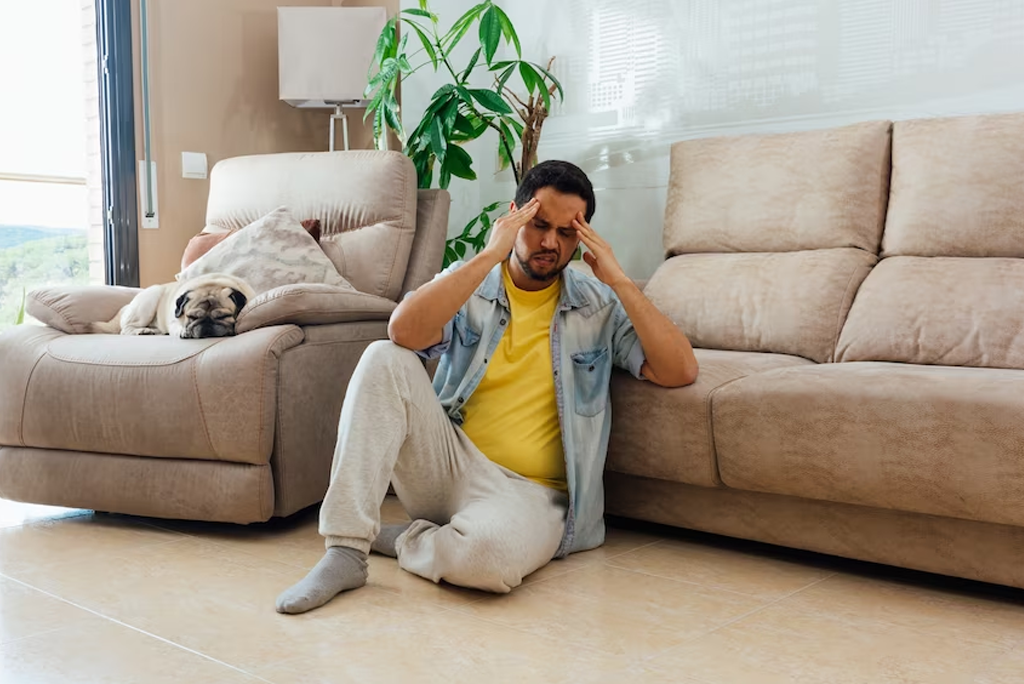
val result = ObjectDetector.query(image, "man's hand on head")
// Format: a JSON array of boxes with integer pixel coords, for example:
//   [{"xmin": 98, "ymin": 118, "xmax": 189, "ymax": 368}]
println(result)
[
  {"xmin": 573, "ymin": 212, "xmax": 628, "ymax": 289},
  {"xmin": 480, "ymin": 198, "xmax": 540, "ymax": 265}
]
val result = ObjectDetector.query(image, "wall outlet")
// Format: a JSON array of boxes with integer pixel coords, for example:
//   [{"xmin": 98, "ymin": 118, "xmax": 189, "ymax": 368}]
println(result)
[{"xmin": 181, "ymin": 151, "xmax": 208, "ymax": 179}]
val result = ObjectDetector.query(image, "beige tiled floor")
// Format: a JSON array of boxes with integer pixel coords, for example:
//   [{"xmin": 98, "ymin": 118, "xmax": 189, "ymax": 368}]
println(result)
[{"xmin": 2, "ymin": 496, "xmax": 1024, "ymax": 683}]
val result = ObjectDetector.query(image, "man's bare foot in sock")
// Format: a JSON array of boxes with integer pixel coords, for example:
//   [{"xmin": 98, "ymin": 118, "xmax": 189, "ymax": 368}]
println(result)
[
  {"xmin": 370, "ymin": 522, "xmax": 412, "ymax": 558},
  {"xmin": 275, "ymin": 546, "xmax": 367, "ymax": 614}
]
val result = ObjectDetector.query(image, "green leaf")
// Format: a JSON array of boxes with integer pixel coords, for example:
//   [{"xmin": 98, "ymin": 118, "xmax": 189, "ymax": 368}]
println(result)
[
  {"xmin": 460, "ymin": 48, "xmax": 482, "ymax": 83},
  {"xmin": 439, "ymin": 158, "xmax": 453, "ymax": 189},
  {"xmin": 446, "ymin": 144, "xmax": 477, "ymax": 181},
  {"xmin": 429, "ymin": 115, "xmax": 445, "ymax": 161},
  {"xmin": 441, "ymin": 2, "xmax": 487, "ymax": 51},
  {"xmin": 419, "ymin": 0, "xmax": 428, "ymax": 10},
  {"xmin": 496, "ymin": 63, "xmax": 516, "ymax": 93},
  {"xmin": 429, "ymin": 83, "xmax": 456, "ymax": 104},
  {"xmin": 440, "ymin": 98, "xmax": 459, "ymax": 138},
  {"xmin": 412, "ymin": 151, "xmax": 433, "ymax": 189},
  {"xmin": 454, "ymin": 241, "xmax": 467, "ymax": 258},
  {"xmin": 532, "ymin": 61, "xmax": 564, "ymax": 100},
  {"xmin": 15, "ymin": 287, "xmax": 26, "ymax": 325},
  {"xmin": 398, "ymin": 55, "xmax": 414, "ymax": 74},
  {"xmin": 522, "ymin": 63, "xmax": 550, "ymax": 110},
  {"xmin": 497, "ymin": 120, "xmax": 517, "ymax": 170},
  {"xmin": 493, "ymin": 5, "xmax": 521, "ymax": 58},
  {"xmin": 478, "ymin": 6, "xmax": 501, "ymax": 64},
  {"xmin": 455, "ymin": 85, "xmax": 474, "ymax": 106},
  {"xmin": 468, "ymin": 88, "xmax": 512, "ymax": 114},
  {"xmin": 506, "ymin": 117, "xmax": 525, "ymax": 138},
  {"xmin": 451, "ymin": 113, "xmax": 477, "ymax": 137},
  {"xmin": 372, "ymin": 17, "xmax": 398, "ymax": 66},
  {"xmin": 383, "ymin": 94, "xmax": 403, "ymax": 138},
  {"xmin": 488, "ymin": 60, "xmax": 518, "ymax": 70},
  {"xmin": 483, "ymin": 200, "xmax": 503, "ymax": 212},
  {"xmin": 401, "ymin": 8, "xmax": 436, "ymax": 20},
  {"xmin": 402, "ymin": 19, "xmax": 438, "ymax": 69},
  {"xmin": 444, "ymin": 244, "xmax": 458, "ymax": 267},
  {"xmin": 460, "ymin": 214, "xmax": 481, "ymax": 237},
  {"xmin": 519, "ymin": 61, "xmax": 538, "ymax": 94}
]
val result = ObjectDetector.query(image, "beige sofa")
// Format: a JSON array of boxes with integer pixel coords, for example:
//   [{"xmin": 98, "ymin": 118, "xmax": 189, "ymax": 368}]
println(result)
[
  {"xmin": 0, "ymin": 150, "xmax": 449, "ymax": 524},
  {"xmin": 605, "ymin": 111, "xmax": 1024, "ymax": 589}
]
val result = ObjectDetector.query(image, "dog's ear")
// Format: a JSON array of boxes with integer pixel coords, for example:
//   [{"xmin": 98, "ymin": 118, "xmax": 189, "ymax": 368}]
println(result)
[
  {"xmin": 174, "ymin": 292, "xmax": 191, "ymax": 319},
  {"xmin": 229, "ymin": 289, "xmax": 248, "ymax": 313}
]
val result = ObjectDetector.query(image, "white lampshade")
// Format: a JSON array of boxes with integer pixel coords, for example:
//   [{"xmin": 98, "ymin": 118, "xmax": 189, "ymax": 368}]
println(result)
[{"xmin": 278, "ymin": 6, "xmax": 388, "ymax": 108}]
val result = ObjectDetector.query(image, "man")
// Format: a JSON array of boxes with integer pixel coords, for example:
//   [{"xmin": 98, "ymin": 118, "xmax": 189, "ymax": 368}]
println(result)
[{"xmin": 276, "ymin": 160, "xmax": 698, "ymax": 614}]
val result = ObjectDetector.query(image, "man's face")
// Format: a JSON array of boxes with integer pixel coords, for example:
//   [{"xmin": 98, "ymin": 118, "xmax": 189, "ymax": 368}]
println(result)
[{"xmin": 510, "ymin": 186, "xmax": 586, "ymax": 286}]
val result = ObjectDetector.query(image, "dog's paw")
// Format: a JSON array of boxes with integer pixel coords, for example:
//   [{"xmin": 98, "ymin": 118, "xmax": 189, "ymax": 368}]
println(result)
[{"xmin": 124, "ymin": 327, "xmax": 162, "ymax": 336}]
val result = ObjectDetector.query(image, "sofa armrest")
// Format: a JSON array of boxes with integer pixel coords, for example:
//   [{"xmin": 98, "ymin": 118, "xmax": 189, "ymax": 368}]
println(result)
[
  {"xmin": 27, "ymin": 285, "xmax": 141, "ymax": 334},
  {"xmin": 235, "ymin": 283, "xmax": 397, "ymax": 334}
]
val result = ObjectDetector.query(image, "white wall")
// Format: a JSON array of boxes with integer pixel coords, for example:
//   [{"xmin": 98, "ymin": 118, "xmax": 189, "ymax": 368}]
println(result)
[{"xmin": 401, "ymin": 0, "xmax": 1024, "ymax": 278}]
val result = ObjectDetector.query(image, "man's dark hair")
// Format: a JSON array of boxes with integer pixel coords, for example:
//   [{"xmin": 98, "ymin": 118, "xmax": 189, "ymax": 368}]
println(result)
[{"xmin": 514, "ymin": 160, "xmax": 596, "ymax": 222}]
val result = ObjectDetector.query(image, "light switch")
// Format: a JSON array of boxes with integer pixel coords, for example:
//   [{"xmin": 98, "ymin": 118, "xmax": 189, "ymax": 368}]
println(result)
[{"xmin": 181, "ymin": 152, "xmax": 208, "ymax": 179}]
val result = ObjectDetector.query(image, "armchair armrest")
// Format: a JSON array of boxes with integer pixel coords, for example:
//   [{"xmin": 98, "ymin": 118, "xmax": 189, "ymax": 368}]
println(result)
[
  {"xmin": 27, "ymin": 285, "xmax": 141, "ymax": 334},
  {"xmin": 235, "ymin": 283, "xmax": 396, "ymax": 334}
]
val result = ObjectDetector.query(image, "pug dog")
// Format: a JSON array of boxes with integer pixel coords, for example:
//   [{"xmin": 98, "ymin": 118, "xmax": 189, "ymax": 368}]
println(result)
[{"xmin": 88, "ymin": 274, "xmax": 255, "ymax": 339}]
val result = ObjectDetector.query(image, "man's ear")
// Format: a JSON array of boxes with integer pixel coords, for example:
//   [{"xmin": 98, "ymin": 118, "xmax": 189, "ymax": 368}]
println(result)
[
  {"xmin": 174, "ymin": 292, "xmax": 190, "ymax": 319},
  {"xmin": 509, "ymin": 201, "xmax": 517, "ymax": 213}
]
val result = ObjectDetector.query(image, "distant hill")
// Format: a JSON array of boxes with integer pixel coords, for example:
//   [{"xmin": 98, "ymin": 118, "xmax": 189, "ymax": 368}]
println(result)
[{"xmin": 0, "ymin": 225, "xmax": 85, "ymax": 250}]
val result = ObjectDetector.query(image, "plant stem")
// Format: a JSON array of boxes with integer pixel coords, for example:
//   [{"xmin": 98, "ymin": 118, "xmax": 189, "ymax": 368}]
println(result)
[{"xmin": 487, "ymin": 120, "xmax": 520, "ymax": 185}]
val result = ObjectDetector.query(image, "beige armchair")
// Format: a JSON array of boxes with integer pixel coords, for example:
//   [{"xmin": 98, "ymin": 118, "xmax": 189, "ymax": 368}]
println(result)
[{"xmin": 0, "ymin": 151, "xmax": 449, "ymax": 523}]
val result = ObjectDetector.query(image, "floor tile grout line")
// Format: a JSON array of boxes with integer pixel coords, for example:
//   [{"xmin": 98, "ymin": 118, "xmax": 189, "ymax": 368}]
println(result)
[
  {"xmin": 0, "ymin": 622, "xmax": 88, "ymax": 650},
  {"xmin": 0, "ymin": 572, "xmax": 274, "ymax": 683},
  {"xmin": 633, "ymin": 572, "xmax": 839, "ymax": 667}
]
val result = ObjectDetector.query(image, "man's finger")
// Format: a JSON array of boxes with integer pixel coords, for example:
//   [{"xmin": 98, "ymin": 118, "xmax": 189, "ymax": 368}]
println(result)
[{"xmin": 573, "ymin": 219, "xmax": 598, "ymax": 242}]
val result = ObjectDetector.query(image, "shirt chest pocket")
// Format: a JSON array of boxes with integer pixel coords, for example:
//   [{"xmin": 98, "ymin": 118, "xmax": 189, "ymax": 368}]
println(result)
[
  {"xmin": 454, "ymin": 312, "xmax": 481, "ymax": 346},
  {"xmin": 570, "ymin": 348, "xmax": 610, "ymax": 417}
]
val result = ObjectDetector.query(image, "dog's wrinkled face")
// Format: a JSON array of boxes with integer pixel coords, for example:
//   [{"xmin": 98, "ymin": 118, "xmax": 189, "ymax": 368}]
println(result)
[{"xmin": 174, "ymin": 285, "xmax": 248, "ymax": 339}]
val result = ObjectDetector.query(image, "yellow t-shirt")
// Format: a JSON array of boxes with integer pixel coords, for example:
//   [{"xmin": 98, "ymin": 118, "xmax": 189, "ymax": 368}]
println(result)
[{"xmin": 460, "ymin": 263, "xmax": 566, "ymax": 491}]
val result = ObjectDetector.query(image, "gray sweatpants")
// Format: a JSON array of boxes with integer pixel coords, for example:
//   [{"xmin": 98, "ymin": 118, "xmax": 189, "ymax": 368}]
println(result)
[{"xmin": 319, "ymin": 340, "xmax": 568, "ymax": 593}]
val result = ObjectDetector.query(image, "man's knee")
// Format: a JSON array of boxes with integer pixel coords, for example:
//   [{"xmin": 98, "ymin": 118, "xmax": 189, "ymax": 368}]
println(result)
[
  {"xmin": 444, "ymin": 523, "xmax": 534, "ymax": 593},
  {"xmin": 360, "ymin": 340, "xmax": 423, "ymax": 373}
]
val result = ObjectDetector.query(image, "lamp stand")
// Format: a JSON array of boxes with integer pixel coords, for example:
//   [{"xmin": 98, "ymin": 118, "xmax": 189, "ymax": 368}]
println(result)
[{"xmin": 329, "ymin": 104, "xmax": 350, "ymax": 152}]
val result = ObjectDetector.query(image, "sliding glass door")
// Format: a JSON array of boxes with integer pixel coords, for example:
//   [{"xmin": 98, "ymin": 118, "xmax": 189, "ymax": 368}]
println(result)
[{"xmin": 0, "ymin": 0, "xmax": 136, "ymax": 332}]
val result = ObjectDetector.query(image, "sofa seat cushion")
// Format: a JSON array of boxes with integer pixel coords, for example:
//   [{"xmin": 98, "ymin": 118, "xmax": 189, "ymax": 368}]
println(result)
[
  {"xmin": 0, "ymin": 325, "xmax": 305, "ymax": 465},
  {"xmin": 606, "ymin": 348, "xmax": 813, "ymax": 487},
  {"xmin": 712, "ymin": 362, "xmax": 1024, "ymax": 527}
]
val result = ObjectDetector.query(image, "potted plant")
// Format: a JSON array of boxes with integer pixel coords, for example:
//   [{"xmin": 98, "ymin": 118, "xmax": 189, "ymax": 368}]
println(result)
[{"xmin": 364, "ymin": 0, "xmax": 563, "ymax": 266}]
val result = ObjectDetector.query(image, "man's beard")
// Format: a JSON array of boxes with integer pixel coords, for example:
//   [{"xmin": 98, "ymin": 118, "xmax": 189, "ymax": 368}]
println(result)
[{"xmin": 515, "ymin": 248, "xmax": 568, "ymax": 283}]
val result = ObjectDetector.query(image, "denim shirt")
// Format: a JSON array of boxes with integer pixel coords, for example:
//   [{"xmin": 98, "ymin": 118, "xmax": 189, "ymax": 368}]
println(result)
[{"xmin": 415, "ymin": 261, "xmax": 647, "ymax": 557}]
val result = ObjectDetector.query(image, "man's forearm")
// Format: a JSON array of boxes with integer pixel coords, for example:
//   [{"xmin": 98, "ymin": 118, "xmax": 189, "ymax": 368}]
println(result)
[
  {"xmin": 611, "ymin": 279, "xmax": 698, "ymax": 387},
  {"xmin": 388, "ymin": 250, "xmax": 503, "ymax": 351}
]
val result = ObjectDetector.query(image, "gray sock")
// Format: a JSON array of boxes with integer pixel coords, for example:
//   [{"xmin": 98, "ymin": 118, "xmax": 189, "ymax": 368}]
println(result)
[
  {"xmin": 275, "ymin": 546, "xmax": 367, "ymax": 614},
  {"xmin": 370, "ymin": 522, "xmax": 412, "ymax": 558}
]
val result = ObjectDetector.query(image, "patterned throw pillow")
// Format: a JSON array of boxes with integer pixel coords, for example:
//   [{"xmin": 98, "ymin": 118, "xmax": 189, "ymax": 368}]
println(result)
[
  {"xmin": 180, "ymin": 218, "xmax": 324, "ymax": 271},
  {"xmin": 177, "ymin": 206, "xmax": 353, "ymax": 295}
]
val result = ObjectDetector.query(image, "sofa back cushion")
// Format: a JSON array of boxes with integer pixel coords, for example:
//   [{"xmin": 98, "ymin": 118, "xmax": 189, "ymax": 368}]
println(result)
[
  {"xmin": 837, "ymin": 257, "xmax": 1024, "ymax": 370},
  {"xmin": 206, "ymin": 150, "xmax": 417, "ymax": 301},
  {"xmin": 838, "ymin": 112, "xmax": 1024, "ymax": 370},
  {"xmin": 645, "ymin": 249, "xmax": 876, "ymax": 363},
  {"xmin": 882, "ymin": 112, "xmax": 1024, "ymax": 258},
  {"xmin": 663, "ymin": 120, "xmax": 892, "ymax": 255}
]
